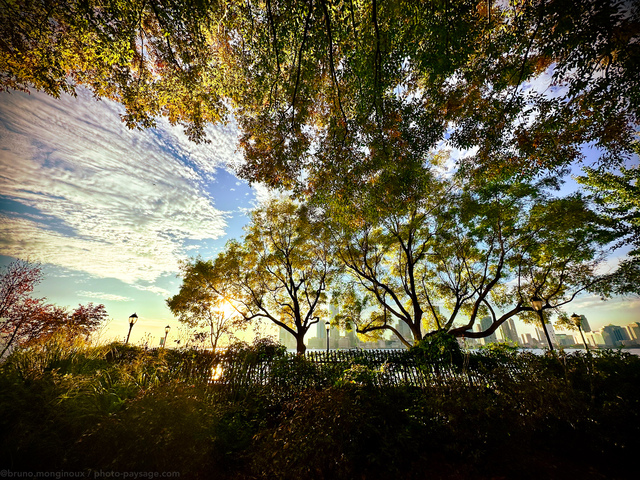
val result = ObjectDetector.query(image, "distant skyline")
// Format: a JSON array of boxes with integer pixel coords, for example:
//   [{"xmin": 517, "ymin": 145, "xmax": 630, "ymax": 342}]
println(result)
[{"xmin": 1, "ymin": 89, "xmax": 638, "ymax": 346}]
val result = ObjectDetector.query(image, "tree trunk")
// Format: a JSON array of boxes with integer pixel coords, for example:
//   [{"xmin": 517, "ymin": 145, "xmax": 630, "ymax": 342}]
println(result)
[
  {"xmin": 411, "ymin": 320, "xmax": 423, "ymax": 345},
  {"xmin": 295, "ymin": 334, "xmax": 307, "ymax": 355},
  {"xmin": 538, "ymin": 311, "xmax": 554, "ymax": 351},
  {"xmin": 0, "ymin": 320, "xmax": 24, "ymax": 359}
]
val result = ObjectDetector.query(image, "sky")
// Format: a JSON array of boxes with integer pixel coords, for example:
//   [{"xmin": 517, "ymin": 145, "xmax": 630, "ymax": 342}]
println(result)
[{"xmin": 1, "ymin": 88, "xmax": 638, "ymax": 347}]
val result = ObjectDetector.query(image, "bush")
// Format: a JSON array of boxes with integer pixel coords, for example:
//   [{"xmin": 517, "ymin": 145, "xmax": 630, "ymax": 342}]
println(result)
[
  {"xmin": 251, "ymin": 386, "xmax": 427, "ymax": 480},
  {"xmin": 409, "ymin": 330, "xmax": 464, "ymax": 370},
  {"xmin": 1, "ymin": 340, "xmax": 638, "ymax": 479}
]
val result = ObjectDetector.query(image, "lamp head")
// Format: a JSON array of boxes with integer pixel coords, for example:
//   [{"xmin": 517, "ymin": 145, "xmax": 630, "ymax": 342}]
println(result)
[
  {"xmin": 129, "ymin": 313, "xmax": 138, "ymax": 325},
  {"xmin": 530, "ymin": 296, "xmax": 543, "ymax": 312},
  {"xmin": 165, "ymin": 325, "xmax": 171, "ymax": 334},
  {"xmin": 325, "ymin": 321, "xmax": 330, "ymax": 331},
  {"xmin": 570, "ymin": 313, "xmax": 581, "ymax": 326}
]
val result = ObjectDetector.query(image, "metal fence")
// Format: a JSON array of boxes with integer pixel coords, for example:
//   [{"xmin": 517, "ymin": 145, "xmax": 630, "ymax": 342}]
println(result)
[{"xmin": 166, "ymin": 349, "xmax": 493, "ymax": 391}]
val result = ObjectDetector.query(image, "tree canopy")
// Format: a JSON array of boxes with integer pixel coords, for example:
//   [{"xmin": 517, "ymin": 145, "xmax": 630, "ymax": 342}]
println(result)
[
  {"xmin": 2, "ymin": 0, "xmax": 638, "ymax": 194},
  {"xmin": 181, "ymin": 198, "xmax": 342, "ymax": 354},
  {"xmin": 167, "ymin": 259, "xmax": 247, "ymax": 350},
  {"xmin": 577, "ymin": 158, "xmax": 640, "ymax": 296},
  {"xmin": 330, "ymin": 172, "xmax": 613, "ymax": 346}
]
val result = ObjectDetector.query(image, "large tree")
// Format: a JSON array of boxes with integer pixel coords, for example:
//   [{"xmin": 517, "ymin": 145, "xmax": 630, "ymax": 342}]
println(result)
[
  {"xmin": 330, "ymin": 171, "xmax": 612, "ymax": 347},
  {"xmin": 200, "ymin": 198, "xmax": 342, "ymax": 354}
]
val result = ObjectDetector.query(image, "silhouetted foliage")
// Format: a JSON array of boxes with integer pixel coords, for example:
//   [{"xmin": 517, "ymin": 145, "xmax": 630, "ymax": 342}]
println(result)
[
  {"xmin": 1, "ymin": 340, "xmax": 638, "ymax": 478},
  {"xmin": 409, "ymin": 330, "xmax": 464, "ymax": 369}
]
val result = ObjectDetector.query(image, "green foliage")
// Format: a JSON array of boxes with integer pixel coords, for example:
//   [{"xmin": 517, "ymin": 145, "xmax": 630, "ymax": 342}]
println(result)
[
  {"xmin": 167, "ymin": 258, "xmax": 247, "ymax": 350},
  {"xmin": 330, "ymin": 175, "xmax": 610, "ymax": 346},
  {"xmin": 409, "ymin": 330, "xmax": 464, "ymax": 369},
  {"xmin": 251, "ymin": 386, "xmax": 421, "ymax": 480},
  {"xmin": 203, "ymin": 198, "xmax": 343, "ymax": 354},
  {"xmin": 578, "ymin": 162, "xmax": 640, "ymax": 295},
  {"xmin": 2, "ymin": 1, "xmax": 636, "ymax": 193},
  {"xmin": 335, "ymin": 363, "xmax": 379, "ymax": 388},
  {"xmin": 227, "ymin": 337, "xmax": 287, "ymax": 362},
  {"xmin": 478, "ymin": 341, "xmax": 519, "ymax": 356}
]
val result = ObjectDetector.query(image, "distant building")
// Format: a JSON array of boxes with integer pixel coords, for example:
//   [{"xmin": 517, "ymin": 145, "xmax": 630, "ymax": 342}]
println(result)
[
  {"xmin": 521, "ymin": 333, "xmax": 533, "ymax": 347},
  {"xmin": 396, "ymin": 320, "xmax": 414, "ymax": 346},
  {"xmin": 316, "ymin": 320, "xmax": 327, "ymax": 340},
  {"xmin": 278, "ymin": 326, "xmax": 297, "ymax": 350},
  {"xmin": 584, "ymin": 330, "xmax": 606, "ymax": 348},
  {"xmin": 624, "ymin": 322, "xmax": 640, "ymax": 344},
  {"xmin": 555, "ymin": 333, "xmax": 576, "ymax": 347},
  {"xmin": 601, "ymin": 325, "xmax": 630, "ymax": 347},
  {"xmin": 499, "ymin": 318, "xmax": 519, "ymax": 345},
  {"xmin": 536, "ymin": 324, "xmax": 557, "ymax": 348},
  {"xmin": 476, "ymin": 316, "xmax": 498, "ymax": 345},
  {"xmin": 579, "ymin": 315, "xmax": 591, "ymax": 333}
]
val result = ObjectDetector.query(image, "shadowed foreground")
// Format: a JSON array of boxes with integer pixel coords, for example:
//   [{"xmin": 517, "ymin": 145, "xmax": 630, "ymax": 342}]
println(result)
[{"xmin": 0, "ymin": 339, "xmax": 637, "ymax": 479}]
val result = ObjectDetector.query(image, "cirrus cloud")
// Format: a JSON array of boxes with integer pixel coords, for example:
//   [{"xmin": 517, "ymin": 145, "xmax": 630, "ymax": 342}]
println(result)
[{"xmin": 0, "ymin": 88, "xmax": 241, "ymax": 286}]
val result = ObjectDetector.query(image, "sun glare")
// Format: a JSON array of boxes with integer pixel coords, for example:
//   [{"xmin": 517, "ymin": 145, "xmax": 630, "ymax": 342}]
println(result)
[
  {"xmin": 210, "ymin": 364, "xmax": 224, "ymax": 383},
  {"xmin": 219, "ymin": 299, "xmax": 237, "ymax": 318}
]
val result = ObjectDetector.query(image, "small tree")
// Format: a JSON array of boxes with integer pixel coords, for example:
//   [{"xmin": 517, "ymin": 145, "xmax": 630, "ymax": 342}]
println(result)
[
  {"xmin": 1, "ymin": 260, "xmax": 46, "ymax": 357},
  {"xmin": 1, "ymin": 260, "xmax": 108, "ymax": 357}
]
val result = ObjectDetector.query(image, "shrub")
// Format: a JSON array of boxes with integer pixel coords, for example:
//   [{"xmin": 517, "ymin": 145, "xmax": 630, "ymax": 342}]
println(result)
[{"xmin": 409, "ymin": 330, "xmax": 464, "ymax": 370}]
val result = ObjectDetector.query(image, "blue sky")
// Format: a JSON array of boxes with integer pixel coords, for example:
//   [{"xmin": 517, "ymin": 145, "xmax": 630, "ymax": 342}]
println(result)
[
  {"xmin": 0, "ymin": 88, "xmax": 271, "ymax": 345},
  {"xmin": 1, "ymin": 89, "xmax": 638, "ymax": 346}
]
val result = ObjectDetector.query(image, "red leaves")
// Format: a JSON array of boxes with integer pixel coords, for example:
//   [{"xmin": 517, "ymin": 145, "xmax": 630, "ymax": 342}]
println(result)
[{"xmin": 1, "ymin": 260, "xmax": 108, "ymax": 355}]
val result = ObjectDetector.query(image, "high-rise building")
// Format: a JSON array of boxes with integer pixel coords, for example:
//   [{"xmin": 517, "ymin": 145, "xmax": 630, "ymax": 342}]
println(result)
[
  {"xmin": 521, "ymin": 333, "xmax": 540, "ymax": 347},
  {"xmin": 601, "ymin": 325, "xmax": 629, "ymax": 347},
  {"xmin": 477, "ymin": 316, "xmax": 498, "ymax": 345},
  {"xmin": 555, "ymin": 334, "xmax": 576, "ymax": 347},
  {"xmin": 536, "ymin": 324, "xmax": 557, "ymax": 348},
  {"xmin": 499, "ymin": 318, "xmax": 519, "ymax": 345},
  {"xmin": 278, "ymin": 326, "xmax": 297, "ymax": 350},
  {"xmin": 624, "ymin": 322, "xmax": 640, "ymax": 342},
  {"xmin": 396, "ymin": 320, "xmax": 414, "ymax": 346},
  {"xmin": 316, "ymin": 320, "xmax": 327, "ymax": 340},
  {"xmin": 584, "ymin": 330, "xmax": 606, "ymax": 347},
  {"xmin": 579, "ymin": 315, "xmax": 591, "ymax": 333}
]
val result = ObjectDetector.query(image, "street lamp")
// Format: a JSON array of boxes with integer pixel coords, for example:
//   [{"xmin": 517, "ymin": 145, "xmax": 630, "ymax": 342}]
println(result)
[
  {"xmin": 325, "ymin": 321, "xmax": 330, "ymax": 353},
  {"xmin": 162, "ymin": 325, "xmax": 171, "ymax": 348},
  {"xmin": 571, "ymin": 313, "xmax": 589, "ymax": 352},
  {"xmin": 125, "ymin": 313, "xmax": 138, "ymax": 345},
  {"xmin": 531, "ymin": 296, "xmax": 554, "ymax": 351}
]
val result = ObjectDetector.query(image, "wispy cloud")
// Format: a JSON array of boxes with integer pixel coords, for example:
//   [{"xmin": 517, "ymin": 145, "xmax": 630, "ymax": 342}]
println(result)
[
  {"xmin": 133, "ymin": 284, "xmax": 173, "ymax": 298},
  {"xmin": 571, "ymin": 293, "xmax": 640, "ymax": 312},
  {"xmin": 77, "ymin": 290, "xmax": 134, "ymax": 302},
  {"xmin": 0, "ymin": 89, "xmax": 241, "ymax": 285}
]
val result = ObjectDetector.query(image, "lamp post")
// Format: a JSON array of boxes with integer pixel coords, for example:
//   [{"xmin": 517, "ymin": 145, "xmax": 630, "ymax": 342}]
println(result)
[
  {"xmin": 571, "ymin": 313, "xmax": 589, "ymax": 352},
  {"xmin": 325, "ymin": 321, "xmax": 330, "ymax": 353},
  {"xmin": 125, "ymin": 313, "xmax": 138, "ymax": 345},
  {"xmin": 531, "ymin": 296, "xmax": 554, "ymax": 351},
  {"xmin": 162, "ymin": 325, "xmax": 171, "ymax": 348}
]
